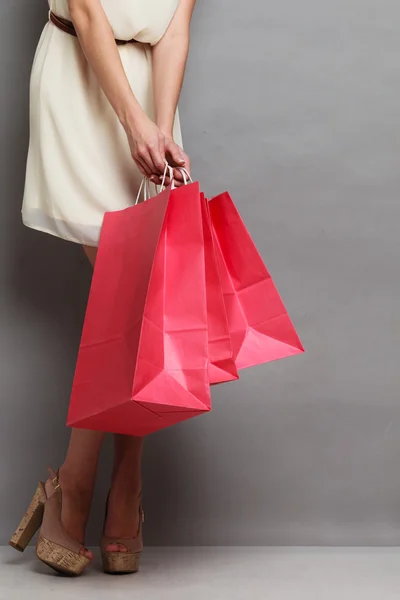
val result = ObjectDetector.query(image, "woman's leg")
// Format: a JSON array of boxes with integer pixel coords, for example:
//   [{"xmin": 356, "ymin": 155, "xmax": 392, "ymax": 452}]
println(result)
[
  {"xmin": 82, "ymin": 244, "xmax": 98, "ymax": 266},
  {"xmin": 58, "ymin": 429, "xmax": 105, "ymax": 547},
  {"xmin": 104, "ymin": 435, "xmax": 144, "ymax": 551},
  {"xmin": 54, "ymin": 245, "xmax": 104, "ymax": 554},
  {"xmin": 82, "ymin": 244, "xmax": 144, "ymax": 550}
]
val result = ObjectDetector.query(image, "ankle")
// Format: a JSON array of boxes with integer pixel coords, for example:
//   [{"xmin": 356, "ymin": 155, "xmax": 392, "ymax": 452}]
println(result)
[
  {"xmin": 111, "ymin": 470, "xmax": 141, "ymax": 492},
  {"xmin": 104, "ymin": 489, "xmax": 142, "ymax": 540},
  {"xmin": 110, "ymin": 484, "xmax": 142, "ymax": 505},
  {"xmin": 58, "ymin": 465, "xmax": 95, "ymax": 497}
]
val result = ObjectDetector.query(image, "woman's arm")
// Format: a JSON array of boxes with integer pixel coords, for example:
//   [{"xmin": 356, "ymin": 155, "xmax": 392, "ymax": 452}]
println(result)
[
  {"xmin": 68, "ymin": 0, "xmax": 184, "ymax": 178},
  {"xmin": 152, "ymin": 0, "xmax": 197, "ymax": 177}
]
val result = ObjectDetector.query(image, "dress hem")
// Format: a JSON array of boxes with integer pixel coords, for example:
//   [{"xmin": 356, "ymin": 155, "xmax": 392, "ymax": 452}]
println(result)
[{"xmin": 22, "ymin": 213, "xmax": 99, "ymax": 248}]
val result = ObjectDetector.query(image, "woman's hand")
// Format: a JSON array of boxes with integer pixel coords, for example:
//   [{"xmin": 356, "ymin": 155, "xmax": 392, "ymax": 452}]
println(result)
[
  {"xmin": 124, "ymin": 114, "xmax": 186, "ymax": 180},
  {"xmin": 147, "ymin": 136, "xmax": 191, "ymax": 187},
  {"xmin": 166, "ymin": 139, "xmax": 191, "ymax": 186}
]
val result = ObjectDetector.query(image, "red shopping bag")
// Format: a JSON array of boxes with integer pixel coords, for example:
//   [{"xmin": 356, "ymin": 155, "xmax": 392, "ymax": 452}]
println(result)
[
  {"xmin": 201, "ymin": 193, "xmax": 239, "ymax": 384},
  {"xmin": 67, "ymin": 182, "xmax": 211, "ymax": 437},
  {"xmin": 209, "ymin": 192, "xmax": 304, "ymax": 370}
]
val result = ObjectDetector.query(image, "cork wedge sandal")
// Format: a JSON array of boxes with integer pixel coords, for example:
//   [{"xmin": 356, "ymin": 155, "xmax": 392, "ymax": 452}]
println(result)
[
  {"xmin": 100, "ymin": 494, "xmax": 144, "ymax": 574},
  {"xmin": 9, "ymin": 468, "xmax": 91, "ymax": 576}
]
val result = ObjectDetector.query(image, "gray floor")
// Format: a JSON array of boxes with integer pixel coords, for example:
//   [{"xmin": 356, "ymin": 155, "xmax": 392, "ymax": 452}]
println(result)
[{"xmin": 1, "ymin": 546, "xmax": 400, "ymax": 599}]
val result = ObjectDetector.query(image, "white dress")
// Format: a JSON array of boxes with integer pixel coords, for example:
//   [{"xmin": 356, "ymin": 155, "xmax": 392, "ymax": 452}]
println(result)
[{"xmin": 22, "ymin": 0, "xmax": 182, "ymax": 247}]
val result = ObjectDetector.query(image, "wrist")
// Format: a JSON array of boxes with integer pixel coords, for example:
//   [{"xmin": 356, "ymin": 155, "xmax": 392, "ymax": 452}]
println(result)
[
  {"xmin": 118, "ymin": 99, "xmax": 146, "ymax": 133},
  {"xmin": 157, "ymin": 124, "xmax": 174, "ymax": 139}
]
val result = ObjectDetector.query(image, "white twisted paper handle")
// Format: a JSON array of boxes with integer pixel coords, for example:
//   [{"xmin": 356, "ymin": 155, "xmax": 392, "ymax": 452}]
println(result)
[
  {"xmin": 134, "ymin": 178, "xmax": 151, "ymax": 205},
  {"xmin": 134, "ymin": 162, "xmax": 194, "ymax": 204},
  {"xmin": 135, "ymin": 162, "xmax": 177, "ymax": 205},
  {"xmin": 178, "ymin": 167, "xmax": 193, "ymax": 185}
]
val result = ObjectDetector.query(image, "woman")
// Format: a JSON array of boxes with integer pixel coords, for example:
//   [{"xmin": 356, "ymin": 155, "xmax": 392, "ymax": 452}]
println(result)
[{"xmin": 10, "ymin": 0, "xmax": 196, "ymax": 576}]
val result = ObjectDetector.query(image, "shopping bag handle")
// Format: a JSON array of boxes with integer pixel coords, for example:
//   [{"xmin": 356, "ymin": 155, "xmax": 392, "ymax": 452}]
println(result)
[
  {"xmin": 134, "ymin": 178, "xmax": 151, "ymax": 205},
  {"xmin": 134, "ymin": 163, "xmax": 195, "ymax": 205},
  {"xmin": 160, "ymin": 161, "xmax": 175, "ymax": 190},
  {"xmin": 134, "ymin": 162, "xmax": 176, "ymax": 205},
  {"xmin": 178, "ymin": 167, "xmax": 193, "ymax": 185}
]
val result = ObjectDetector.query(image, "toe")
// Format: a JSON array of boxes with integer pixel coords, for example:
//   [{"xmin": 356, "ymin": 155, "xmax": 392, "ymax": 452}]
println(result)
[
  {"xmin": 106, "ymin": 543, "xmax": 120, "ymax": 552},
  {"xmin": 80, "ymin": 547, "xmax": 93, "ymax": 560}
]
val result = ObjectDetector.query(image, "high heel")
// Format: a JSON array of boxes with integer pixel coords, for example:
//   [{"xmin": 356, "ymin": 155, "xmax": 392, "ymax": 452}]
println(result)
[
  {"xmin": 9, "ymin": 468, "xmax": 91, "ymax": 576},
  {"xmin": 9, "ymin": 483, "xmax": 45, "ymax": 552},
  {"xmin": 100, "ymin": 494, "xmax": 144, "ymax": 574}
]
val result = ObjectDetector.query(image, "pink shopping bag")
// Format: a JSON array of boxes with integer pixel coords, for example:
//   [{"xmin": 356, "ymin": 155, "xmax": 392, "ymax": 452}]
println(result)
[
  {"xmin": 209, "ymin": 191, "xmax": 304, "ymax": 370},
  {"xmin": 68, "ymin": 182, "xmax": 211, "ymax": 436}
]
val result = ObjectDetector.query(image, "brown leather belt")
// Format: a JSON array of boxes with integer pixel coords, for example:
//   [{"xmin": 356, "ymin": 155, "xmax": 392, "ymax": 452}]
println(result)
[{"xmin": 49, "ymin": 11, "xmax": 139, "ymax": 45}]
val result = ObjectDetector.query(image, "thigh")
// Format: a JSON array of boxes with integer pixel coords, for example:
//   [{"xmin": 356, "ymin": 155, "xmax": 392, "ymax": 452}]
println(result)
[{"xmin": 82, "ymin": 245, "xmax": 98, "ymax": 267}]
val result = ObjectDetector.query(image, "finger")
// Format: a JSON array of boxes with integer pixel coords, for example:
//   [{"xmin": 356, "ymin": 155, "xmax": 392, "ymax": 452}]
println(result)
[
  {"xmin": 173, "ymin": 166, "xmax": 184, "ymax": 178},
  {"xmin": 133, "ymin": 150, "xmax": 152, "ymax": 177},
  {"xmin": 150, "ymin": 174, "xmax": 172, "ymax": 187},
  {"xmin": 180, "ymin": 154, "xmax": 191, "ymax": 177},
  {"xmin": 172, "ymin": 168, "xmax": 184, "ymax": 182},
  {"xmin": 150, "ymin": 175, "xmax": 164, "ymax": 186},
  {"xmin": 158, "ymin": 136, "xmax": 166, "ymax": 168},
  {"xmin": 137, "ymin": 146, "xmax": 157, "ymax": 176},
  {"xmin": 134, "ymin": 157, "xmax": 148, "ymax": 178},
  {"xmin": 149, "ymin": 146, "xmax": 166, "ymax": 174},
  {"xmin": 165, "ymin": 141, "xmax": 185, "ymax": 167}
]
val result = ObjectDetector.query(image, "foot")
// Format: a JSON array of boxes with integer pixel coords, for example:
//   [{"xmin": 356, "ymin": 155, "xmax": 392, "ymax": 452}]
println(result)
[
  {"xmin": 104, "ymin": 483, "xmax": 141, "ymax": 553},
  {"xmin": 50, "ymin": 467, "xmax": 94, "ymax": 560}
]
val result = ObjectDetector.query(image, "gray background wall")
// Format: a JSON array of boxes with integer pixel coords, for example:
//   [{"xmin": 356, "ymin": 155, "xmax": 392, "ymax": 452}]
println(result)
[{"xmin": 0, "ymin": 0, "xmax": 399, "ymax": 546}]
